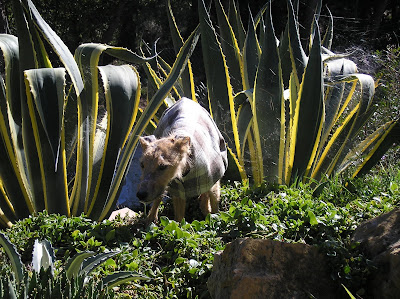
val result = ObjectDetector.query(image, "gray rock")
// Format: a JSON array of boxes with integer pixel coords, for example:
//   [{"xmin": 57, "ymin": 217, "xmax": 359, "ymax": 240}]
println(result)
[
  {"xmin": 352, "ymin": 207, "xmax": 400, "ymax": 298},
  {"xmin": 207, "ymin": 238, "xmax": 338, "ymax": 299}
]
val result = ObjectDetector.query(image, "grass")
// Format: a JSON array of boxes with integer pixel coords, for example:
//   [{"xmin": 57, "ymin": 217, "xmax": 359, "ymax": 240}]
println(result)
[{"xmin": 1, "ymin": 157, "xmax": 400, "ymax": 298}]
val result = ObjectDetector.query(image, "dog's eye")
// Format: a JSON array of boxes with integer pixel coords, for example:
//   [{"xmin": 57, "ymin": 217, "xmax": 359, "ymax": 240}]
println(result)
[
  {"xmin": 140, "ymin": 162, "xmax": 144, "ymax": 169},
  {"xmin": 158, "ymin": 164, "xmax": 167, "ymax": 171}
]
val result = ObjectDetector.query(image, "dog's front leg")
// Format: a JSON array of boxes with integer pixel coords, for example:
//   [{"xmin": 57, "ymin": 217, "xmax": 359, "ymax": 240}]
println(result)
[
  {"xmin": 172, "ymin": 196, "xmax": 186, "ymax": 222},
  {"xmin": 146, "ymin": 196, "xmax": 163, "ymax": 226}
]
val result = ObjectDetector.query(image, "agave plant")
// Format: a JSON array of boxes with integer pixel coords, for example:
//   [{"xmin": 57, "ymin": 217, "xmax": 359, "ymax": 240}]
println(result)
[
  {"xmin": 0, "ymin": 232, "xmax": 147, "ymax": 298},
  {"xmin": 0, "ymin": 0, "xmax": 199, "ymax": 227},
  {"xmin": 160, "ymin": 0, "xmax": 400, "ymax": 185}
]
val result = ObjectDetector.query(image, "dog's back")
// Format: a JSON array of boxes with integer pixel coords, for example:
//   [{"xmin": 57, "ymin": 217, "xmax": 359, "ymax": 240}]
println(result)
[{"xmin": 154, "ymin": 98, "xmax": 228, "ymax": 199}]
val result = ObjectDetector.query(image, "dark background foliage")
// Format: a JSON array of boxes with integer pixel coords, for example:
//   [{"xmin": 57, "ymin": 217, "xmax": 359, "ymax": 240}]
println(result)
[{"xmin": 1, "ymin": 0, "xmax": 399, "ymax": 53}]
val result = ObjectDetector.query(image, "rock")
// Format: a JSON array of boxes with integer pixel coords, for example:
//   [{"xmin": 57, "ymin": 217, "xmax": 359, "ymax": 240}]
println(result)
[
  {"xmin": 207, "ymin": 238, "xmax": 338, "ymax": 299},
  {"xmin": 108, "ymin": 207, "xmax": 137, "ymax": 220},
  {"xmin": 351, "ymin": 207, "xmax": 400, "ymax": 298}
]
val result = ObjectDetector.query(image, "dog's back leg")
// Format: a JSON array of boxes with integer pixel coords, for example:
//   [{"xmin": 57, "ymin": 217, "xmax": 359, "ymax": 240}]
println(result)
[
  {"xmin": 208, "ymin": 181, "xmax": 221, "ymax": 213},
  {"xmin": 172, "ymin": 197, "xmax": 186, "ymax": 222},
  {"xmin": 199, "ymin": 180, "xmax": 221, "ymax": 217},
  {"xmin": 198, "ymin": 192, "xmax": 211, "ymax": 216},
  {"xmin": 146, "ymin": 196, "xmax": 163, "ymax": 225},
  {"xmin": 209, "ymin": 180, "xmax": 220, "ymax": 213}
]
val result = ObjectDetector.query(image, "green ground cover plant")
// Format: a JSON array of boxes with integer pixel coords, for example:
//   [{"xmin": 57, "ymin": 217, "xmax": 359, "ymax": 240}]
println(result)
[{"xmin": 1, "ymin": 161, "xmax": 399, "ymax": 298}]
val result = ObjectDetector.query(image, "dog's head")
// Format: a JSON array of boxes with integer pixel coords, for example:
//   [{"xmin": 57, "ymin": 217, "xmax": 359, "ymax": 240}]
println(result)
[{"xmin": 136, "ymin": 134, "xmax": 191, "ymax": 203}]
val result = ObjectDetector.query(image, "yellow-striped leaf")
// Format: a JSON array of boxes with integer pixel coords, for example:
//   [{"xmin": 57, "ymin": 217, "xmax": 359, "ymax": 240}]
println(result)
[
  {"xmin": 24, "ymin": 68, "xmax": 69, "ymax": 215},
  {"xmin": 252, "ymin": 3, "xmax": 285, "ymax": 184},
  {"xmin": 289, "ymin": 21, "xmax": 324, "ymax": 181}
]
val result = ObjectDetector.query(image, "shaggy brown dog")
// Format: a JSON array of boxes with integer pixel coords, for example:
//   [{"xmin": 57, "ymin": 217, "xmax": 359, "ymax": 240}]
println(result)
[{"xmin": 137, "ymin": 98, "xmax": 228, "ymax": 224}]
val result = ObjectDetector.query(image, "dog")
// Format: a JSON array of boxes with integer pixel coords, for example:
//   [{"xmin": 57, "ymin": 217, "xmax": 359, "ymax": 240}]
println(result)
[{"xmin": 137, "ymin": 98, "xmax": 228, "ymax": 224}]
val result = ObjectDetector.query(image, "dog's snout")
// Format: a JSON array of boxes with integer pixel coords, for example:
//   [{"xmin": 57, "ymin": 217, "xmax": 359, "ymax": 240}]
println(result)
[{"xmin": 136, "ymin": 190, "xmax": 148, "ymax": 201}]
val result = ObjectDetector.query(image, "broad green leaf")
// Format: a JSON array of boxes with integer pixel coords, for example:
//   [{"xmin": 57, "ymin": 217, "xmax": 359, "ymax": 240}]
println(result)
[
  {"xmin": 308, "ymin": 0, "xmax": 322, "ymax": 51},
  {"xmin": 12, "ymin": 0, "xmax": 49, "ymax": 72},
  {"xmin": 254, "ymin": 2, "xmax": 270, "ymax": 28},
  {"xmin": 322, "ymin": 7, "xmax": 334, "ymax": 50},
  {"xmin": 252, "ymin": 3, "xmax": 285, "ymax": 184},
  {"xmin": 102, "ymin": 271, "xmax": 149, "ymax": 289},
  {"xmin": 198, "ymin": 0, "xmax": 242, "ymax": 174},
  {"xmin": 314, "ymin": 60, "xmax": 358, "ymax": 175},
  {"xmin": 311, "ymin": 106, "xmax": 359, "ymax": 180},
  {"xmin": 72, "ymin": 43, "xmax": 113, "ymax": 215},
  {"xmin": 325, "ymin": 74, "xmax": 376, "ymax": 175},
  {"xmin": 243, "ymin": 14, "xmax": 260, "ymax": 91},
  {"xmin": 289, "ymin": 22, "xmax": 324, "ymax": 181},
  {"xmin": 349, "ymin": 121, "xmax": 400, "ymax": 177},
  {"xmin": 167, "ymin": 0, "xmax": 195, "ymax": 100},
  {"xmin": 225, "ymin": 147, "xmax": 245, "ymax": 182},
  {"xmin": 284, "ymin": 73, "xmax": 299, "ymax": 184},
  {"xmin": 279, "ymin": 24, "xmax": 292, "ymax": 87},
  {"xmin": 25, "ymin": 68, "xmax": 65, "ymax": 163},
  {"xmin": 0, "ymin": 212, "xmax": 11, "ymax": 228},
  {"xmin": 228, "ymin": 0, "xmax": 246, "ymax": 50},
  {"xmin": 235, "ymin": 90, "xmax": 253, "ymax": 155},
  {"xmin": 0, "ymin": 35, "xmax": 32, "ymax": 220},
  {"xmin": 321, "ymin": 79, "xmax": 345, "ymax": 144},
  {"xmin": 24, "ymin": 68, "xmax": 69, "ymax": 215},
  {"xmin": 287, "ymin": 0, "xmax": 307, "ymax": 87},
  {"xmin": 215, "ymin": 0, "xmax": 243, "ymax": 93},
  {"xmin": 80, "ymin": 251, "xmax": 120, "ymax": 277},
  {"xmin": 72, "ymin": 43, "xmax": 150, "ymax": 217},
  {"xmin": 87, "ymin": 65, "xmax": 140, "ymax": 219},
  {"xmin": 0, "ymin": 34, "xmax": 21, "ymax": 124},
  {"xmin": 155, "ymin": 56, "xmax": 183, "ymax": 102},
  {"xmin": 11, "ymin": 0, "xmax": 48, "ymax": 215},
  {"xmin": 26, "ymin": 0, "xmax": 83, "ymax": 92},
  {"xmin": 0, "ymin": 232, "xmax": 24, "ymax": 284},
  {"xmin": 65, "ymin": 251, "xmax": 95, "ymax": 279},
  {"xmin": 246, "ymin": 128, "xmax": 262, "ymax": 184}
]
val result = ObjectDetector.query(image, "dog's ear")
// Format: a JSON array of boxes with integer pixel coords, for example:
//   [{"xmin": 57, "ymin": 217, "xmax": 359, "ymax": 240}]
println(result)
[
  {"xmin": 174, "ymin": 135, "xmax": 191, "ymax": 153},
  {"xmin": 139, "ymin": 135, "xmax": 156, "ymax": 149}
]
